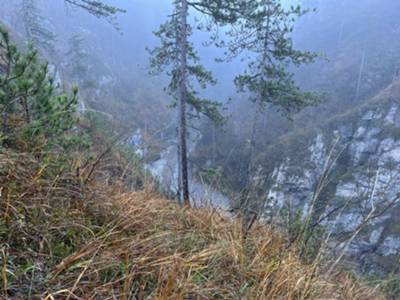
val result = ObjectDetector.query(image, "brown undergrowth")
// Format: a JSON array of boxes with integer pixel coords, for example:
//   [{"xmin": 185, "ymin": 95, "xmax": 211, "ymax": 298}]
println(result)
[{"xmin": 0, "ymin": 148, "xmax": 385, "ymax": 299}]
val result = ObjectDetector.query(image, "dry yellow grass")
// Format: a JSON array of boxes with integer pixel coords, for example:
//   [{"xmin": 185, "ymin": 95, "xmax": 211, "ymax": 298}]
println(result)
[
  {"xmin": 0, "ymin": 149, "xmax": 385, "ymax": 299},
  {"xmin": 45, "ymin": 192, "xmax": 385, "ymax": 300}
]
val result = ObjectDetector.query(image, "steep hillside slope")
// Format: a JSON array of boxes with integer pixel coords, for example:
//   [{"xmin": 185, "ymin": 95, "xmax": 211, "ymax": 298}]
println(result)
[
  {"xmin": 0, "ymin": 147, "xmax": 385, "ymax": 299},
  {"xmin": 0, "ymin": 18, "xmax": 392, "ymax": 299},
  {"xmin": 262, "ymin": 79, "xmax": 400, "ymax": 277}
]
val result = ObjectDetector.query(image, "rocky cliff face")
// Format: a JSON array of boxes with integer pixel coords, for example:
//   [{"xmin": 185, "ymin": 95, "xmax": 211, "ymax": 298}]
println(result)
[{"xmin": 264, "ymin": 80, "xmax": 400, "ymax": 276}]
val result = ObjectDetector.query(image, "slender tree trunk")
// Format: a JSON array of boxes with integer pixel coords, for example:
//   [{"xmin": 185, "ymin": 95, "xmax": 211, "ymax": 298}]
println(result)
[
  {"xmin": 178, "ymin": 0, "xmax": 190, "ymax": 206},
  {"xmin": 245, "ymin": 14, "xmax": 269, "ymax": 187},
  {"xmin": 177, "ymin": 124, "xmax": 183, "ymax": 204},
  {"xmin": 245, "ymin": 106, "xmax": 260, "ymax": 185},
  {"xmin": 240, "ymin": 105, "xmax": 260, "ymax": 215}
]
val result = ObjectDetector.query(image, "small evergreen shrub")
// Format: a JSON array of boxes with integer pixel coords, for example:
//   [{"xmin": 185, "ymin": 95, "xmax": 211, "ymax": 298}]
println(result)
[{"xmin": 0, "ymin": 26, "xmax": 79, "ymax": 151}]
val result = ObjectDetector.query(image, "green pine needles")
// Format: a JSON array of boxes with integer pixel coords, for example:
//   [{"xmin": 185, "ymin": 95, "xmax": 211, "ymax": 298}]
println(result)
[
  {"xmin": 228, "ymin": 0, "xmax": 322, "ymax": 115},
  {"xmin": 0, "ymin": 26, "xmax": 79, "ymax": 150},
  {"xmin": 149, "ymin": 0, "xmax": 322, "ymax": 206},
  {"xmin": 148, "ymin": 3, "xmax": 224, "ymax": 125},
  {"xmin": 64, "ymin": 0, "xmax": 126, "ymax": 29}
]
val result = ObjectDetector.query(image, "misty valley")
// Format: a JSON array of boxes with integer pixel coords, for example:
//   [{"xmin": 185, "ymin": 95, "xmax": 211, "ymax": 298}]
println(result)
[{"xmin": 0, "ymin": 0, "xmax": 399, "ymax": 299}]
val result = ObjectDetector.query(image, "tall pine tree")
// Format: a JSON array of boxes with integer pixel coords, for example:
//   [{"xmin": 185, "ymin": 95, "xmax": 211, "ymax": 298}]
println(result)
[
  {"xmin": 149, "ymin": 0, "xmax": 244, "ymax": 205},
  {"xmin": 227, "ymin": 0, "xmax": 321, "ymax": 218}
]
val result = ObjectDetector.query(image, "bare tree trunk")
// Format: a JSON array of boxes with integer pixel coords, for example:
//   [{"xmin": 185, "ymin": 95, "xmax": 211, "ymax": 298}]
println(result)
[
  {"xmin": 239, "ymin": 105, "xmax": 260, "ymax": 228},
  {"xmin": 178, "ymin": 0, "xmax": 190, "ymax": 206},
  {"xmin": 177, "ymin": 124, "xmax": 183, "ymax": 204},
  {"xmin": 245, "ymin": 106, "xmax": 260, "ymax": 185}
]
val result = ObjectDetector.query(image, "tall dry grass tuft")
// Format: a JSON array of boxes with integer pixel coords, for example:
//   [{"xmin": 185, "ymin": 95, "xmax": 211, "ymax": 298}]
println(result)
[{"xmin": 0, "ymin": 149, "xmax": 385, "ymax": 299}]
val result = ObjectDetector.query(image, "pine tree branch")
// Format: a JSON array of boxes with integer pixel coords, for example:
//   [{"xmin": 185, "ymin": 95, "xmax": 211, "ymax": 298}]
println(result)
[{"xmin": 64, "ymin": 0, "xmax": 125, "ymax": 29}]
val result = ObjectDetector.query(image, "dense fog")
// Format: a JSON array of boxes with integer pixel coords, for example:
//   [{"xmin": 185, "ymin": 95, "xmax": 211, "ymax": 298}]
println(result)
[
  {"xmin": 2, "ymin": 0, "xmax": 400, "ymax": 287},
  {"xmin": 3, "ymin": 0, "xmax": 399, "ymax": 126}
]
